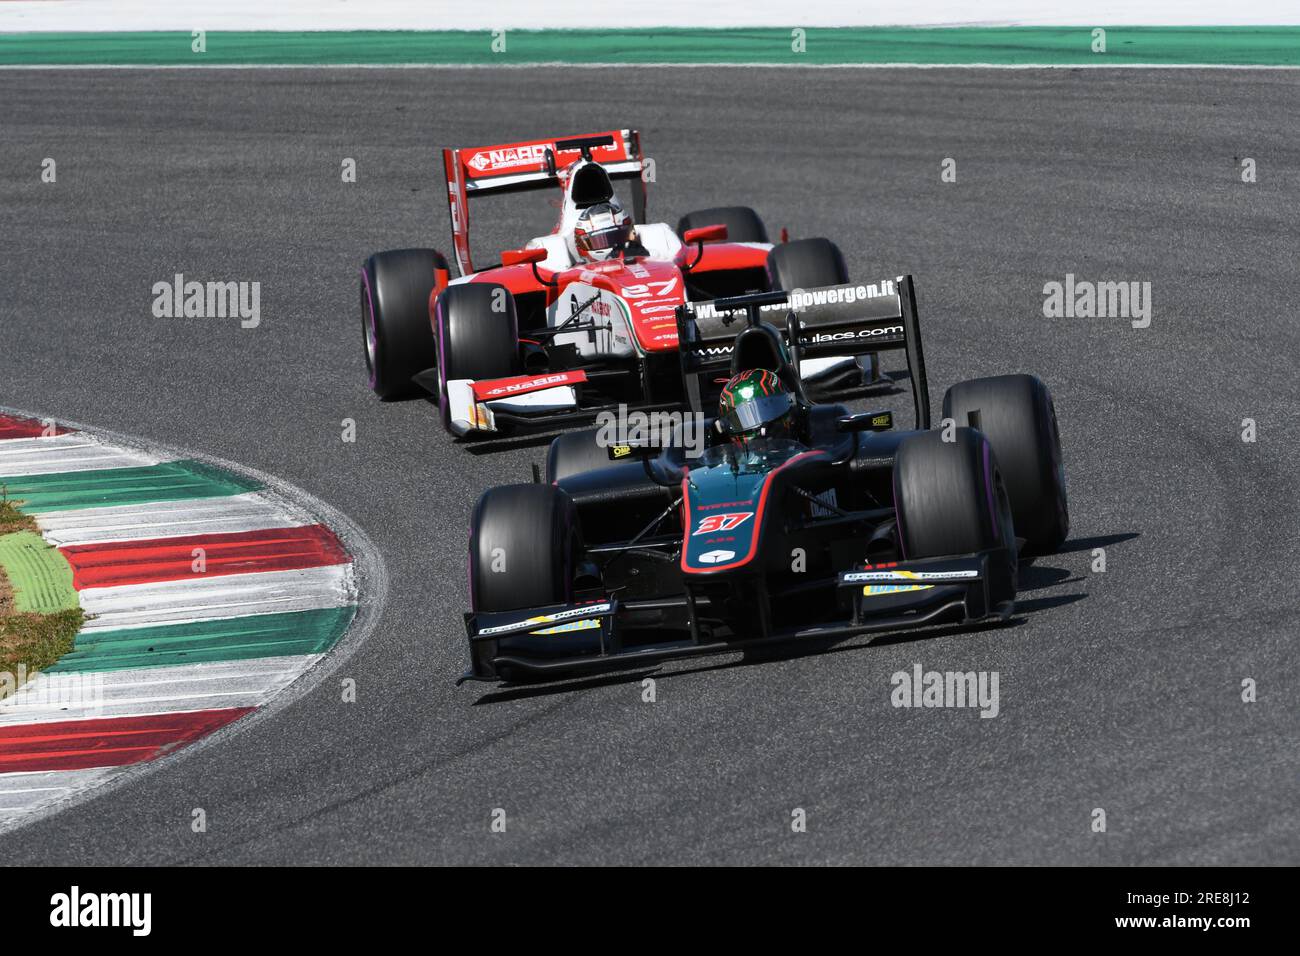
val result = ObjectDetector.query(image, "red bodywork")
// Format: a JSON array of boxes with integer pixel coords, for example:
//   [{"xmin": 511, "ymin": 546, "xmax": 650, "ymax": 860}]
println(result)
[
  {"xmin": 452, "ymin": 243, "xmax": 770, "ymax": 354},
  {"xmin": 443, "ymin": 129, "xmax": 643, "ymax": 278},
  {"xmin": 431, "ymin": 129, "xmax": 776, "ymax": 432},
  {"xmin": 469, "ymin": 370, "xmax": 588, "ymax": 402}
]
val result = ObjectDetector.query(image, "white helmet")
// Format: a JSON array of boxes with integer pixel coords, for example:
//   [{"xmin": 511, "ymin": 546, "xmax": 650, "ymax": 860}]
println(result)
[{"xmin": 570, "ymin": 199, "xmax": 632, "ymax": 262}]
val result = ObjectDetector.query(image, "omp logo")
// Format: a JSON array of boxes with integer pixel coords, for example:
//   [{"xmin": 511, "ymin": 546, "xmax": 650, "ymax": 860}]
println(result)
[
  {"xmin": 50, "ymin": 886, "xmax": 151, "ymax": 936},
  {"xmin": 693, "ymin": 512, "xmax": 753, "ymax": 536},
  {"xmin": 809, "ymin": 324, "xmax": 903, "ymax": 344},
  {"xmin": 467, "ymin": 144, "xmax": 550, "ymax": 172},
  {"xmin": 595, "ymin": 404, "xmax": 707, "ymax": 460}
]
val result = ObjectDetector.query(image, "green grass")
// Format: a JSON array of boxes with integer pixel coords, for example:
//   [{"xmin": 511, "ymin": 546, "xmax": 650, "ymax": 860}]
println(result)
[
  {"xmin": 0, "ymin": 508, "xmax": 83, "ymax": 698},
  {"xmin": 0, "ymin": 489, "xmax": 37, "ymax": 534},
  {"xmin": 0, "ymin": 608, "xmax": 84, "ymax": 699}
]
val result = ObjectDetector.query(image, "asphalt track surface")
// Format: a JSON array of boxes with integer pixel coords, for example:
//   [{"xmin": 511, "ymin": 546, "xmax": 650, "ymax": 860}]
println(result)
[{"xmin": 1, "ymin": 68, "xmax": 1297, "ymax": 865}]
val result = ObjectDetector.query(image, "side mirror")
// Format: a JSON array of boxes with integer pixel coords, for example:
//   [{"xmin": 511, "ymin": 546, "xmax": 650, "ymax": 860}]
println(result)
[
  {"xmin": 837, "ymin": 410, "xmax": 894, "ymax": 433},
  {"xmin": 501, "ymin": 247, "xmax": 547, "ymax": 267},
  {"xmin": 646, "ymin": 456, "xmax": 687, "ymax": 487},
  {"xmin": 683, "ymin": 224, "xmax": 728, "ymax": 245},
  {"xmin": 502, "ymin": 246, "xmax": 556, "ymax": 287}
]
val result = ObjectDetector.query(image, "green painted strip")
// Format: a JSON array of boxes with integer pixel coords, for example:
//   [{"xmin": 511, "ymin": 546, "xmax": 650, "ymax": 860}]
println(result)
[
  {"xmin": 0, "ymin": 460, "xmax": 261, "ymax": 514},
  {"xmin": 0, "ymin": 531, "xmax": 79, "ymax": 613},
  {"xmin": 46, "ymin": 605, "xmax": 356, "ymax": 672},
  {"xmin": 1, "ymin": 28, "xmax": 1300, "ymax": 67}
]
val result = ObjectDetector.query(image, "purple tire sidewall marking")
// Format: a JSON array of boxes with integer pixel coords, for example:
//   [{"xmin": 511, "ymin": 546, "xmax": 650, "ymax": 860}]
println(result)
[
  {"xmin": 982, "ymin": 438, "xmax": 1000, "ymax": 540},
  {"xmin": 360, "ymin": 266, "xmax": 378, "ymax": 389},
  {"xmin": 467, "ymin": 517, "xmax": 476, "ymax": 612},
  {"xmin": 436, "ymin": 292, "xmax": 452, "ymax": 425},
  {"xmin": 892, "ymin": 465, "xmax": 907, "ymax": 560}
]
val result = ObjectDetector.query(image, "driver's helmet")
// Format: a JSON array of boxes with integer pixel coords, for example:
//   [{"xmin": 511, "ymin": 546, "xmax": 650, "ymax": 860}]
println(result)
[
  {"xmin": 718, "ymin": 369, "xmax": 796, "ymax": 448},
  {"xmin": 570, "ymin": 199, "xmax": 633, "ymax": 261}
]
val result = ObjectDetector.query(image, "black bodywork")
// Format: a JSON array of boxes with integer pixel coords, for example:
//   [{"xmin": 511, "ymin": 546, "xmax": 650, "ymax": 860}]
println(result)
[{"xmin": 460, "ymin": 278, "xmax": 1016, "ymax": 684}]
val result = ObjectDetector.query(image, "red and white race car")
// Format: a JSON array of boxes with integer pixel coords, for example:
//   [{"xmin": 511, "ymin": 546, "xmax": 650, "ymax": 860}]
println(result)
[{"xmin": 359, "ymin": 128, "xmax": 879, "ymax": 436}]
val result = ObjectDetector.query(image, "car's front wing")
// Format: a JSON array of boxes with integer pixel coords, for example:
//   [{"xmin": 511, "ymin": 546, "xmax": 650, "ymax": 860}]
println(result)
[{"xmin": 458, "ymin": 551, "xmax": 1014, "ymax": 685}]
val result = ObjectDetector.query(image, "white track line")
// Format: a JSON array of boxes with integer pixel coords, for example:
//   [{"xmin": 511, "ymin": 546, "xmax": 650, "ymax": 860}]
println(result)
[
  {"xmin": 36, "ymin": 492, "xmax": 309, "ymax": 546},
  {"xmin": 0, "ymin": 433, "xmax": 161, "ymax": 477},
  {"xmin": 0, "ymin": 768, "xmax": 116, "ymax": 815},
  {"xmin": 77, "ymin": 563, "xmax": 356, "ymax": 632},
  {"xmin": 5, "ymin": 62, "xmax": 1300, "ymax": 71},
  {"xmin": 0, "ymin": 655, "xmax": 320, "ymax": 724},
  {"xmin": 2, "ymin": 0, "xmax": 1296, "ymax": 31}
]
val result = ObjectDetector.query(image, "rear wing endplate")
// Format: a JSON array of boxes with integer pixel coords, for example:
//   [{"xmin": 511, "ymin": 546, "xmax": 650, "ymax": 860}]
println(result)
[
  {"xmin": 442, "ymin": 128, "xmax": 645, "ymax": 276},
  {"xmin": 675, "ymin": 276, "xmax": 931, "ymax": 430}
]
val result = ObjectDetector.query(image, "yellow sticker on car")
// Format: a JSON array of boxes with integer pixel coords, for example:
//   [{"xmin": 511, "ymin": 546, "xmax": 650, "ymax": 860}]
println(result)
[
  {"xmin": 531, "ymin": 618, "xmax": 602, "ymax": 635},
  {"xmin": 863, "ymin": 583, "xmax": 933, "ymax": 596}
]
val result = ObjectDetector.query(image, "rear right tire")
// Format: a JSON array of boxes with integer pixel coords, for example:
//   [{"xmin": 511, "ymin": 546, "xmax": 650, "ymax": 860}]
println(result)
[
  {"xmin": 765, "ymin": 237, "xmax": 849, "ymax": 291},
  {"xmin": 942, "ymin": 374, "xmax": 1068, "ymax": 555},
  {"xmin": 676, "ymin": 206, "xmax": 768, "ymax": 243},
  {"xmin": 766, "ymin": 238, "xmax": 878, "ymax": 387}
]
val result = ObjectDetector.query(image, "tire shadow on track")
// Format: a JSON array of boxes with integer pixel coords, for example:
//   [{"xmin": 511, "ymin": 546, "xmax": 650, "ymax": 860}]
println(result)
[
  {"xmin": 467, "ymin": 530, "xmax": 1137, "ymax": 705},
  {"xmin": 463, "ymin": 431, "xmax": 573, "ymax": 456},
  {"xmin": 469, "ymin": 619, "xmax": 1030, "ymax": 706},
  {"xmin": 1052, "ymin": 532, "xmax": 1141, "ymax": 554}
]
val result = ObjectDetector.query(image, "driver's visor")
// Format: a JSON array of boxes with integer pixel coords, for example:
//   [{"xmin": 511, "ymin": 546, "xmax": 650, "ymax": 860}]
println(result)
[
  {"xmin": 580, "ymin": 224, "xmax": 631, "ymax": 251},
  {"xmin": 722, "ymin": 392, "xmax": 795, "ymax": 434}
]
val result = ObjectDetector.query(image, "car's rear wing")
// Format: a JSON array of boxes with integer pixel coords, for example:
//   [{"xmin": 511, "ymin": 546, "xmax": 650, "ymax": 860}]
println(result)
[
  {"xmin": 675, "ymin": 276, "xmax": 931, "ymax": 430},
  {"xmin": 442, "ymin": 128, "xmax": 646, "ymax": 276}
]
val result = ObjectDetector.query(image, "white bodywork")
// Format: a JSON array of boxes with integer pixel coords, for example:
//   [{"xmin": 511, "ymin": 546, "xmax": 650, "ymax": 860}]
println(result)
[
  {"xmin": 440, "ymin": 159, "xmax": 872, "ymax": 434},
  {"xmin": 444, "ymin": 377, "xmax": 582, "ymax": 437}
]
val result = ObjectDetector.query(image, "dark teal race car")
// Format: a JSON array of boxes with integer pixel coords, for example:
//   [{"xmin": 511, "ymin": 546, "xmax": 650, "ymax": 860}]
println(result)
[{"xmin": 458, "ymin": 278, "xmax": 1068, "ymax": 685}]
